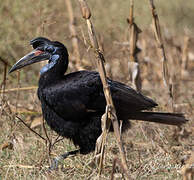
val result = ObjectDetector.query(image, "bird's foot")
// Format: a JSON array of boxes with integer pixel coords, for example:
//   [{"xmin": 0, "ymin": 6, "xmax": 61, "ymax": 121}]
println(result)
[
  {"xmin": 48, "ymin": 154, "xmax": 64, "ymax": 170},
  {"xmin": 48, "ymin": 149, "xmax": 80, "ymax": 170}
]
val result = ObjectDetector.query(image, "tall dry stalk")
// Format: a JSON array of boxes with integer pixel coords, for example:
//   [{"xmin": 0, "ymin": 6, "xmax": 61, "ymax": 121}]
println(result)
[
  {"xmin": 128, "ymin": 0, "xmax": 142, "ymax": 91},
  {"xmin": 148, "ymin": 0, "xmax": 173, "ymax": 110},
  {"xmin": 0, "ymin": 57, "xmax": 10, "ymax": 90},
  {"xmin": 169, "ymin": 46, "xmax": 181, "ymax": 106},
  {"xmin": 0, "ymin": 57, "xmax": 9, "ymax": 115},
  {"xmin": 0, "ymin": 62, "xmax": 7, "ymax": 95},
  {"xmin": 65, "ymin": 0, "xmax": 83, "ymax": 70},
  {"xmin": 78, "ymin": 0, "xmax": 129, "ymax": 178},
  {"xmin": 14, "ymin": 71, "xmax": 21, "ymax": 114},
  {"xmin": 181, "ymin": 35, "xmax": 189, "ymax": 77}
]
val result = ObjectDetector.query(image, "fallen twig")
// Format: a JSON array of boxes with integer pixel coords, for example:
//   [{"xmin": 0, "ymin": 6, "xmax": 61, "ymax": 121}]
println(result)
[
  {"xmin": 0, "ymin": 86, "xmax": 37, "ymax": 93},
  {"xmin": 16, "ymin": 116, "xmax": 46, "ymax": 142}
]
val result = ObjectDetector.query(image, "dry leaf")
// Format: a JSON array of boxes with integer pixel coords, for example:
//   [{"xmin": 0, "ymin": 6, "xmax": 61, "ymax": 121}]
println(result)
[
  {"xmin": 30, "ymin": 117, "xmax": 43, "ymax": 128},
  {"xmin": 0, "ymin": 141, "xmax": 13, "ymax": 150}
]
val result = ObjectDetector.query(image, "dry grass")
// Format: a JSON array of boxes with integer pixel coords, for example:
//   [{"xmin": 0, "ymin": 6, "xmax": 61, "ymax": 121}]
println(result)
[{"xmin": 0, "ymin": 0, "xmax": 194, "ymax": 179}]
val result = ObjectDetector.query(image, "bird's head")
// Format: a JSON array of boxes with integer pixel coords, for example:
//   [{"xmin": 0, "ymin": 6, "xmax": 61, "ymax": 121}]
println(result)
[{"xmin": 9, "ymin": 37, "xmax": 69, "ymax": 75}]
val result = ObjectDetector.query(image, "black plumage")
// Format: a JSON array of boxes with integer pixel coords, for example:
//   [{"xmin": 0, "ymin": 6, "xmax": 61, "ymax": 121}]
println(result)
[{"xmin": 9, "ymin": 37, "xmax": 188, "ymax": 156}]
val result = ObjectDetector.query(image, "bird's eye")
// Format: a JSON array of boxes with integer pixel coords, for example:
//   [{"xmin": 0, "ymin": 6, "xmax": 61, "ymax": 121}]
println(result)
[{"xmin": 45, "ymin": 45, "xmax": 55, "ymax": 53}]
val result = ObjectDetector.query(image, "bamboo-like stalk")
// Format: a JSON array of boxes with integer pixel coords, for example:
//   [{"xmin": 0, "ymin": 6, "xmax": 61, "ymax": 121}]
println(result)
[
  {"xmin": 65, "ymin": 0, "xmax": 83, "ymax": 70},
  {"xmin": 78, "ymin": 0, "xmax": 129, "ymax": 177},
  {"xmin": 148, "ymin": 0, "xmax": 173, "ymax": 110},
  {"xmin": 128, "ymin": 0, "xmax": 142, "ymax": 91}
]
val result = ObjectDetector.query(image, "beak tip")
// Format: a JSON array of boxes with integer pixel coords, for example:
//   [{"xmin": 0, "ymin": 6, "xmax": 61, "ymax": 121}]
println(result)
[
  {"xmin": 8, "ymin": 66, "xmax": 16, "ymax": 74},
  {"xmin": 8, "ymin": 68, "xmax": 13, "ymax": 74},
  {"xmin": 8, "ymin": 63, "xmax": 20, "ymax": 74}
]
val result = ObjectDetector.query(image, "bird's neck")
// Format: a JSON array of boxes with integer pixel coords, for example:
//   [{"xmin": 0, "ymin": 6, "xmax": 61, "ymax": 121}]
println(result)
[{"xmin": 39, "ymin": 54, "xmax": 68, "ymax": 88}]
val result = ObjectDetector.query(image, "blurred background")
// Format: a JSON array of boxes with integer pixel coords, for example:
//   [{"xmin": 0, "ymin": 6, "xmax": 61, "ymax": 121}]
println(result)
[
  {"xmin": 0, "ymin": 0, "xmax": 193, "ymax": 179},
  {"xmin": 1, "ymin": 0, "xmax": 194, "ymax": 83}
]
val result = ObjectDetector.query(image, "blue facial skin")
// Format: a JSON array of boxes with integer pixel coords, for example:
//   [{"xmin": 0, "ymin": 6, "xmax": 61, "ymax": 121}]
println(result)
[{"xmin": 40, "ymin": 54, "xmax": 59, "ymax": 75}]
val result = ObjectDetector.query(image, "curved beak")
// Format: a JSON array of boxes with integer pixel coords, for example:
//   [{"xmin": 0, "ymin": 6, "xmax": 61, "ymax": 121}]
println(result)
[{"xmin": 9, "ymin": 49, "xmax": 50, "ymax": 73}]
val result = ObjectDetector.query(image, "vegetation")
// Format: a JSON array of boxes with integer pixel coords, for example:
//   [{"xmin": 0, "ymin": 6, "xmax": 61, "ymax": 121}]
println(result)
[{"xmin": 0, "ymin": 0, "xmax": 193, "ymax": 179}]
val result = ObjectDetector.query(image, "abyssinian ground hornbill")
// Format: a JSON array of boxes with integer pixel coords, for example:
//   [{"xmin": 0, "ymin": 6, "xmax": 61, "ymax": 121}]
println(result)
[{"xmin": 9, "ymin": 37, "xmax": 188, "ymax": 167}]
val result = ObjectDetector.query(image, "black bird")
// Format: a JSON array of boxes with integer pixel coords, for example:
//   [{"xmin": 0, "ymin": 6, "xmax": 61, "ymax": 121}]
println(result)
[{"xmin": 9, "ymin": 37, "xmax": 187, "ymax": 166}]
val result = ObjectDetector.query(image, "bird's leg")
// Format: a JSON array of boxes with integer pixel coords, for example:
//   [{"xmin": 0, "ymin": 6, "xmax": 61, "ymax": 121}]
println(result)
[{"xmin": 49, "ymin": 149, "xmax": 80, "ymax": 170}]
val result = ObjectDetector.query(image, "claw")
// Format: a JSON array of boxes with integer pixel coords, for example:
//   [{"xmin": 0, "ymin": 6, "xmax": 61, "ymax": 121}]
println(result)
[{"xmin": 49, "ymin": 155, "xmax": 63, "ymax": 170}]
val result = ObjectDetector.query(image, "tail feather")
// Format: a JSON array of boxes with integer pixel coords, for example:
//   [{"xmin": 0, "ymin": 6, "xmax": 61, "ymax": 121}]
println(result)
[{"xmin": 128, "ymin": 112, "xmax": 188, "ymax": 126}]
